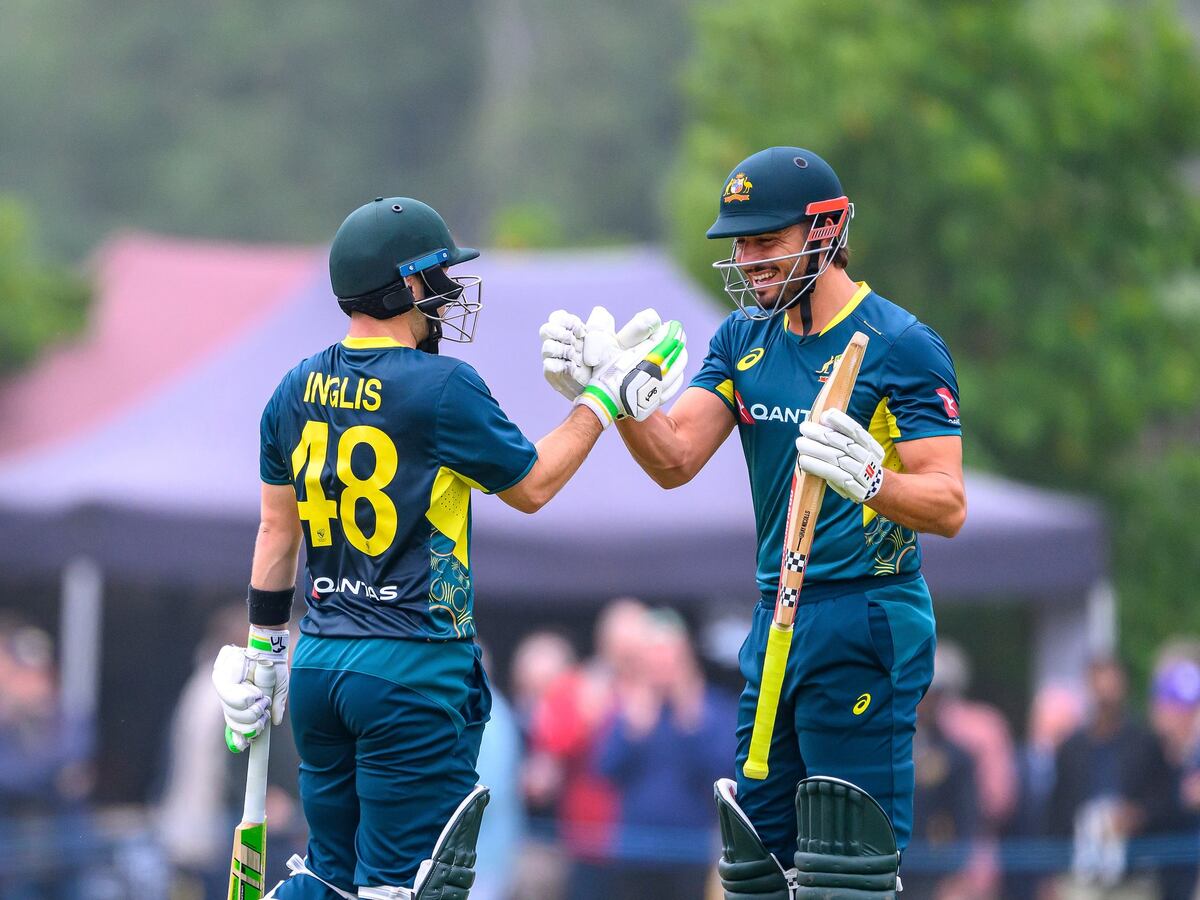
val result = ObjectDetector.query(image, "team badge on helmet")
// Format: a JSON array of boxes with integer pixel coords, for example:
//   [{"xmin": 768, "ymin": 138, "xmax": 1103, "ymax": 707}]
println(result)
[{"xmin": 723, "ymin": 172, "xmax": 753, "ymax": 203}]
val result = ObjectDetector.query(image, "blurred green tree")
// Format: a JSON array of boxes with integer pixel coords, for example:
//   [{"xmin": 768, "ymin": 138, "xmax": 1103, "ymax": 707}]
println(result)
[
  {"xmin": 670, "ymin": 0, "xmax": 1200, "ymax": 678},
  {"xmin": 0, "ymin": 0, "xmax": 691, "ymax": 258},
  {"xmin": 0, "ymin": 198, "xmax": 89, "ymax": 373},
  {"xmin": 0, "ymin": 0, "xmax": 489, "ymax": 256}
]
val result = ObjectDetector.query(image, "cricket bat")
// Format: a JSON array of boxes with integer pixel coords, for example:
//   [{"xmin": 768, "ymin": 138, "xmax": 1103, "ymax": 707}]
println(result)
[
  {"xmin": 228, "ymin": 665, "xmax": 275, "ymax": 900},
  {"xmin": 742, "ymin": 331, "xmax": 869, "ymax": 781}
]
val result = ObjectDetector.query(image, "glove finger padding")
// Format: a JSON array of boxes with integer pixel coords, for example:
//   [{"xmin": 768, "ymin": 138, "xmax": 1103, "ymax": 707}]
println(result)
[
  {"xmin": 541, "ymin": 311, "xmax": 590, "ymax": 401},
  {"xmin": 547, "ymin": 309, "xmax": 585, "ymax": 332},
  {"xmin": 822, "ymin": 408, "xmax": 885, "ymax": 458},
  {"xmin": 795, "ymin": 431, "xmax": 842, "ymax": 465},
  {"xmin": 796, "ymin": 412, "xmax": 884, "ymax": 504},
  {"xmin": 539, "ymin": 333, "xmax": 576, "ymax": 359},
  {"xmin": 213, "ymin": 646, "xmax": 271, "ymax": 743},
  {"xmin": 583, "ymin": 305, "xmax": 619, "ymax": 367},
  {"xmin": 796, "ymin": 456, "xmax": 856, "ymax": 499},
  {"xmin": 616, "ymin": 308, "xmax": 662, "ymax": 349},
  {"xmin": 251, "ymin": 660, "xmax": 288, "ymax": 726}
]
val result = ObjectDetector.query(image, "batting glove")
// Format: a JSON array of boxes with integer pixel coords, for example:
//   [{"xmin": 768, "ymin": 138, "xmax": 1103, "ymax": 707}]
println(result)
[
  {"xmin": 577, "ymin": 318, "xmax": 687, "ymax": 428},
  {"xmin": 212, "ymin": 625, "xmax": 290, "ymax": 753},
  {"xmin": 540, "ymin": 310, "xmax": 590, "ymax": 401},
  {"xmin": 795, "ymin": 408, "xmax": 885, "ymax": 504}
]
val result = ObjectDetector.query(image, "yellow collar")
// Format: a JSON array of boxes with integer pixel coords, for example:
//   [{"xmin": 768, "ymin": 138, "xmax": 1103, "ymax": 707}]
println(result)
[
  {"xmin": 818, "ymin": 281, "xmax": 871, "ymax": 336},
  {"xmin": 342, "ymin": 336, "xmax": 410, "ymax": 349}
]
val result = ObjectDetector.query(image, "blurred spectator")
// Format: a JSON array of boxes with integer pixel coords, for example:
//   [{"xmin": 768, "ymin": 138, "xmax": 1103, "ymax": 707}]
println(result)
[
  {"xmin": 1146, "ymin": 654, "xmax": 1200, "ymax": 900},
  {"xmin": 595, "ymin": 608, "xmax": 734, "ymax": 899},
  {"xmin": 0, "ymin": 614, "xmax": 94, "ymax": 898},
  {"xmin": 509, "ymin": 631, "xmax": 577, "ymax": 900},
  {"xmin": 1050, "ymin": 657, "xmax": 1172, "ymax": 897},
  {"xmin": 934, "ymin": 640, "xmax": 1019, "ymax": 831},
  {"xmin": 1013, "ymin": 684, "xmax": 1086, "ymax": 837},
  {"xmin": 512, "ymin": 631, "xmax": 578, "ymax": 733},
  {"xmin": 925, "ymin": 640, "xmax": 1013, "ymax": 898},
  {"xmin": 907, "ymin": 673, "xmax": 984, "ymax": 900},
  {"xmin": 474, "ymin": 644, "xmax": 524, "ymax": 900},
  {"xmin": 513, "ymin": 631, "xmax": 578, "ymax": 817},
  {"xmin": 157, "ymin": 604, "xmax": 302, "ymax": 899},
  {"xmin": 1005, "ymin": 682, "xmax": 1085, "ymax": 900},
  {"xmin": 523, "ymin": 599, "xmax": 649, "ymax": 900}
]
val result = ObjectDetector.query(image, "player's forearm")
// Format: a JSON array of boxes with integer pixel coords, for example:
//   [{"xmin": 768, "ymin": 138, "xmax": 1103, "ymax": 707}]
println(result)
[
  {"xmin": 501, "ymin": 406, "xmax": 603, "ymax": 513},
  {"xmin": 615, "ymin": 412, "xmax": 696, "ymax": 488},
  {"xmin": 249, "ymin": 521, "xmax": 303, "ymax": 591},
  {"xmin": 867, "ymin": 469, "xmax": 966, "ymax": 537}
]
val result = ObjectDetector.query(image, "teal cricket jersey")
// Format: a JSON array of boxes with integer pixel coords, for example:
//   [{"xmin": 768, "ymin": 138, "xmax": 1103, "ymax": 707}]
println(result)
[
  {"xmin": 691, "ymin": 283, "xmax": 961, "ymax": 597},
  {"xmin": 259, "ymin": 336, "xmax": 538, "ymax": 642}
]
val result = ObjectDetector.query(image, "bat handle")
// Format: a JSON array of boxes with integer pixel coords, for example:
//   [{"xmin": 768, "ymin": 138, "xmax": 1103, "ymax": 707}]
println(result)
[
  {"xmin": 743, "ymin": 623, "xmax": 793, "ymax": 781},
  {"xmin": 242, "ymin": 664, "xmax": 275, "ymax": 824}
]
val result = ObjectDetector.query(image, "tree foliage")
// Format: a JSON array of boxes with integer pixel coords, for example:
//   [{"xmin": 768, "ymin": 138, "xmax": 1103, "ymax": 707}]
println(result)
[
  {"xmin": 671, "ymin": 0, "xmax": 1200, "ymax": 674},
  {"xmin": 0, "ymin": 0, "xmax": 688, "ymax": 258},
  {"xmin": 0, "ymin": 198, "xmax": 89, "ymax": 373}
]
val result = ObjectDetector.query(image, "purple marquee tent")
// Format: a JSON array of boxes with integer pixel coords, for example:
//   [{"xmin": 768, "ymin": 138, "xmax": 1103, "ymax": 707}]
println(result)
[{"xmin": 0, "ymin": 235, "xmax": 1105, "ymax": 604}]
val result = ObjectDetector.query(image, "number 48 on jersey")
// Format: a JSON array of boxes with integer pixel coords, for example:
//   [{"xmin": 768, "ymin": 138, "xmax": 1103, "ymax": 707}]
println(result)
[{"xmin": 289, "ymin": 420, "xmax": 399, "ymax": 557}]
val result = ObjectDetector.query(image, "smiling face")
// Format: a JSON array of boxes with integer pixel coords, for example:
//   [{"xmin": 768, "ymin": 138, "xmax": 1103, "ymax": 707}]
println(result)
[{"xmin": 731, "ymin": 224, "xmax": 811, "ymax": 310}]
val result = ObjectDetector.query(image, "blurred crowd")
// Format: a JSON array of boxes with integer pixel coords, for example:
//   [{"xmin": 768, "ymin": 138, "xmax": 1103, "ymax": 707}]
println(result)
[{"xmin": 10, "ymin": 602, "xmax": 1200, "ymax": 899}]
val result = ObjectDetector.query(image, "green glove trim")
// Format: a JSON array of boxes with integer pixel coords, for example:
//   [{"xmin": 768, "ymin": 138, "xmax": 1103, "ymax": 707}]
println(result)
[
  {"xmin": 226, "ymin": 724, "xmax": 251, "ymax": 753},
  {"xmin": 248, "ymin": 634, "xmax": 273, "ymax": 653},
  {"xmin": 582, "ymin": 385, "xmax": 621, "ymax": 422},
  {"xmin": 647, "ymin": 321, "xmax": 684, "ymax": 370}
]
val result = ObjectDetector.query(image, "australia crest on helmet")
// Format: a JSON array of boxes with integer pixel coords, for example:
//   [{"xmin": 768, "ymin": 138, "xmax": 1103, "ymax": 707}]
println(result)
[{"xmin": 723, "ymin": 172, "xmax": 753, "ymax": 203}]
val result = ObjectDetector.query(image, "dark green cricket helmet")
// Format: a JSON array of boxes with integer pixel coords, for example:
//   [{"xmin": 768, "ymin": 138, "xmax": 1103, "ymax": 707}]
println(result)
[
  {"xmin": 708, "ymin": 147, "xmax": 853, "ymax": 321},
  {"xmin": 330, "ymin": 197, "xmax": 477, "ymax": 300},
  {"xmin": 329, "ymin": 197, "xmax": 482, "ymax": 345}
]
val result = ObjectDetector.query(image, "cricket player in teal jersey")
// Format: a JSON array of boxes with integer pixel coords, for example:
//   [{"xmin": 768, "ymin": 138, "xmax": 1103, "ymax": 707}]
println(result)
[
  {"xmin": 211, "ymin": 197, "xmax": 687, "ymax": 900},
  {"xmin": 541, "ymin": 148, "xmax": 966, "ymax": 898}
]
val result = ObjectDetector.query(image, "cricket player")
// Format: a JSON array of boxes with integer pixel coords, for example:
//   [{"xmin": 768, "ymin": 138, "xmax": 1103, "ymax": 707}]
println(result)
[
  {"xmin": 540, "ymin": 147, "xmax": 966, "ymax": 898},
  {"xmin": 212, "ymin": 197, "xmax": 687, "ymax": 900}
]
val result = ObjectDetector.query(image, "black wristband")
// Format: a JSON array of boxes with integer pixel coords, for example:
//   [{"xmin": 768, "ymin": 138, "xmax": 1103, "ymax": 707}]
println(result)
[{"xmin": 247, "ymin": 585, "xmax": 294, "ymax": 627}]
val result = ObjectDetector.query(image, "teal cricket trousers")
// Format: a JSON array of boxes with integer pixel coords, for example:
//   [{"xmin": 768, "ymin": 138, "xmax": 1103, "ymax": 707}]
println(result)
[
  {"xmin": 274, "ymin": 644, "xmax": 490, "ymax": 898},
  {"xmin": 734, "ymin": 574, "xmax": 936, "ymax": 862}
]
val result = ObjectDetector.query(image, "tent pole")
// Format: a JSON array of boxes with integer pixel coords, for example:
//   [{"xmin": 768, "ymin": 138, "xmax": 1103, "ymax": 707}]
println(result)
[
  {"xmin": 59, "ymin": 556, "xmax": 104, "ymax": 722},
  {"xmin": 1085, "ymin": 578, "xmax": 1117, "ymax": 659}
]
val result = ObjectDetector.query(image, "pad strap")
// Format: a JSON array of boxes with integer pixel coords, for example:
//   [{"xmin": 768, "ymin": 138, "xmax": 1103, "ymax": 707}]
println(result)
[{"xmin": 261, "ymin": 855, "xmax": 355, "ymax": 900}]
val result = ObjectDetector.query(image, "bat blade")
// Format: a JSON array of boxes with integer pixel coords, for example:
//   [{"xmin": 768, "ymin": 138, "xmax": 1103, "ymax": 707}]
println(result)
[
  {"xmin": 228, "ymin": 820, "xmax": 267, "ymax": 900},
  {"xmin": 742, "ymin": 332, "xmax": 869, "ymax": 781}
]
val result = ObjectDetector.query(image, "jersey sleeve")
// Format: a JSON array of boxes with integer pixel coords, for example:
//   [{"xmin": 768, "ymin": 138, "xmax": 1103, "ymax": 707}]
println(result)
[
  {"xmin": 688, "ymin": 313, "xmax": 738, "ymax": 414},
  {"xmin": 883, "ymin": 322, "xmax": 962, "ymax": 442},
  {"xmin": 436, "ymin": 362, "xmax": 538, "ymax": 493},
  {"xmin": 258, "ymin": 383, "xmax": 291, "ymax": 485}
]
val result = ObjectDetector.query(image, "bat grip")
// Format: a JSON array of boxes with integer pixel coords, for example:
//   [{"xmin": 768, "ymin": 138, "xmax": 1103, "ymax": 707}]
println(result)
[
  {"xmin": 743, "ymin": 624, "xmax": 792, "ymax": 781},
  {"xmin": 242, "ymin": 663, "xmax": 275, "ymax": 824}
]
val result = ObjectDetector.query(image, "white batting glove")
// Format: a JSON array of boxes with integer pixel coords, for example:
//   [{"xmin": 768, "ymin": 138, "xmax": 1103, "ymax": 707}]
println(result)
[
  {"xmin": 795, "ymin": 408, "xmax": 885, "ymax": 504},
  {"xmin": 576, "ymin": 319, "xmax": 688, "ymax": 428},
  {"xmin": 582, "ymin": 306, "xmax": 664, "ymax": 369},
  {"xmin": 212, "ymin": 625, "xmax": 290, "ymax": 753},
  {"xmin": 540, "ymin": 310, "xmax": 590, "ymax": 401}
]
